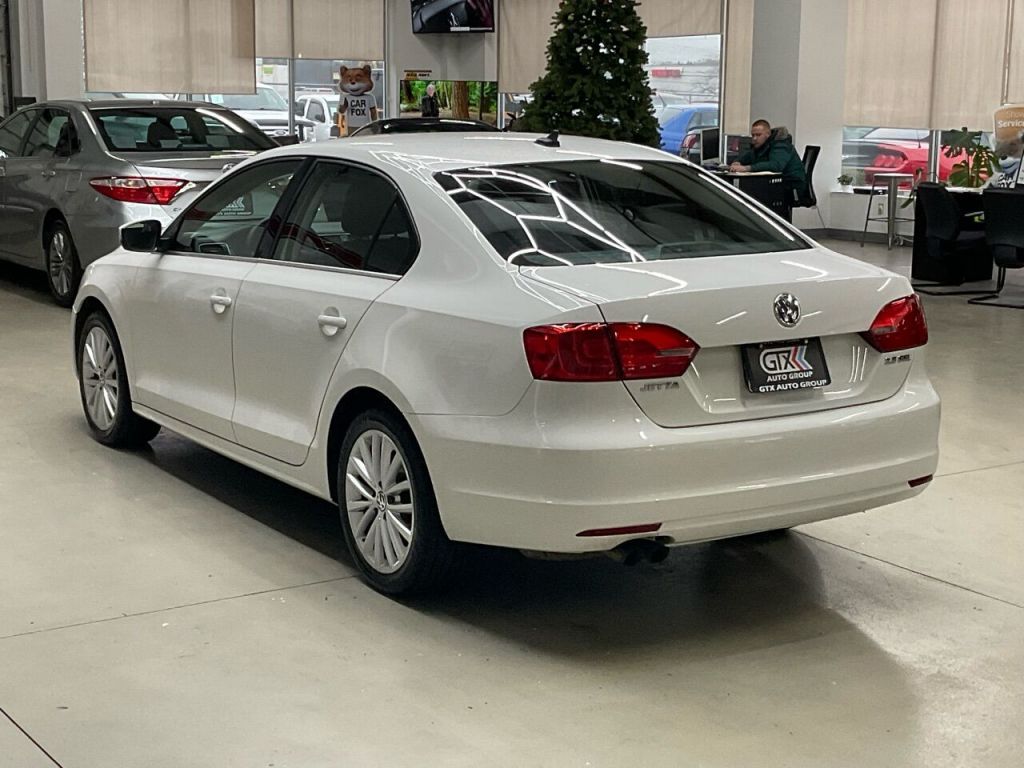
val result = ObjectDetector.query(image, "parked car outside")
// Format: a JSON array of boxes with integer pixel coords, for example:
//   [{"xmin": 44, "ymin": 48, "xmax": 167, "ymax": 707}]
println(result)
[
  {"xmin": 186, "ymin": 85, "xmax": 317, "ymax": 143},
  {"xmin": 0, "ymin": 100, "xmax": 274, "ymax": 305},
  {"xmin": 654, "ymin": 100, "xmax": 718, "ymax": 154},
  {"xmin": 296, "ymin": 92, "xmax": 342, "ymax": 142},
  {"xmin": 72, "ymin": 133, "xmax": 939, "ymax": 595},
  {"xmin": 842, "ymin": 128, "xmax": 964, "ymax": 185}
]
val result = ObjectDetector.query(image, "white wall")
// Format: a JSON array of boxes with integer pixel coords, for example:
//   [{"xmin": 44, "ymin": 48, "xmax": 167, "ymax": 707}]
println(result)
[
  {"xmin": 12, "ymin": 0, "xmax": 84, "ymax": 101},
  {"xmin": 749, "ymin": 0, "xmax": 800, "ymax": 130},
  {"xmin": 791, "ymin": 0, "xmax": 847, "ymax": 231},
  {"xmin": 41, "ymin": 0, "xmax": 84, "ymax": 99},
  {"xmin": 384, "ymin": 0, "xmax": 497, "ymax": 116}
]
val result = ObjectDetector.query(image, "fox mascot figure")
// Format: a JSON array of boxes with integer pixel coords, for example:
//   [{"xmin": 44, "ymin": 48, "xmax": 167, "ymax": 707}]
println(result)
[{"xmin": 337, "ymin": 64, "xmax": 378, "ymax": 136}]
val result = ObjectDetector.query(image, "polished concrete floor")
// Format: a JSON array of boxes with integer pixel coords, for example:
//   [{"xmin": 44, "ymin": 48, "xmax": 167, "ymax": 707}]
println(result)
[{"xmin": 0, "ymin": 241, "xmax": 1022, "ymax": 767}]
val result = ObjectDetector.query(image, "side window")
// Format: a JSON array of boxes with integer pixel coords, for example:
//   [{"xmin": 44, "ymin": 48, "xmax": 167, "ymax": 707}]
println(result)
[
  {"xmin": 23, "ymin": 109, "xmax": 70, "ymax": 159},
  {"xmin": 0, "ymin": 110, "xmax": 37, "ymax": 158},
  {"xmin": 273, "ymin": 162, "xmax": 417, "ymax": 275},
  {"xmin": 308, "ymin": 101, "xmax": 326, "ymax": 123},
  {"xmin": 172, "ymin": 160, "xmax": 302, "ymax": 256}
]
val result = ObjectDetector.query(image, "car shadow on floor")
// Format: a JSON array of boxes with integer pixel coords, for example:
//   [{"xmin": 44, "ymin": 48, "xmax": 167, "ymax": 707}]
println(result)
[
  {"xmin": 137, "ymin": 433, "xmax": 893, "ymax": 671},
  {"xmin": 0, "ymin": 261, "xmax": 53, "ymax": 305},
  {"xmin": 139, "ymin": 432, "xmax": 349, "ymax": 562}
]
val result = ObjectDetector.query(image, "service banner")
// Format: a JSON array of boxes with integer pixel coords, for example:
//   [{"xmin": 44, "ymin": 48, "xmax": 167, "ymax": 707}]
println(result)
[{"xmin": 994, "ymin": 104, "xmax": 1024, "ymax": 144}]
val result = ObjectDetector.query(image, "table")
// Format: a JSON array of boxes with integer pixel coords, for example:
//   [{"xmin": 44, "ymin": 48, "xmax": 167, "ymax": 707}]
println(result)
[
  {"xmin": 863, "ymin": 172, "xmax": 915, "ymax": 249},
  {"xmin": 714, "ymin": 172, "xmax": 788, "ymax": 220},
  {"xmin": 911, "ymin": 188, "xmax": 993, "ymax": 285}
]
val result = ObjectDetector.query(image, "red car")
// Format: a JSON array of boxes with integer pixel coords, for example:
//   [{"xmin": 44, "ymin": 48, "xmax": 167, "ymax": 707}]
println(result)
[{"xmin": 844, "ymin": 128, "xmax": 964, "ymax": 185}]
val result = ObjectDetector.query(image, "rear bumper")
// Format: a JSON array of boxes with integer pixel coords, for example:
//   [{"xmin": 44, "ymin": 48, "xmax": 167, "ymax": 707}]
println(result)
[{"xmin": 414, "ymin": 367, "xmax": 940, "ymax": 553}]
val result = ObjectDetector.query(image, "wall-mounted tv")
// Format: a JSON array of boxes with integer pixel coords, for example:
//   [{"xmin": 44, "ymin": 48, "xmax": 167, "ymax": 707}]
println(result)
[{"xmin": 411, "ymin": 0, "xmax": 495, "ymax": 33}]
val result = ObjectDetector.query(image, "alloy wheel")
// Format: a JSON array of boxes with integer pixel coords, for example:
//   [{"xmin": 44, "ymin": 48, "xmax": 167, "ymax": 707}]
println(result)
[
  {"xmin": 345, "ymin": 429, "xmax": 415, "ymax": 574},
  {"xmin": 49, "ymin": 229, "xmax": 73, "ymax": 299},
  {"xmin": 81, "ymin": 326, "xmax": 119, "ymax": 432}
]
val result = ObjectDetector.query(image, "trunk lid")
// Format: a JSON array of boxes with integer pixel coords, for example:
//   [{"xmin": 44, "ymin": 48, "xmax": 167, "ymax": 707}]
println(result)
[{"xmin": 520, "ymin": 248, "xmax": 919, "ymax": 427}]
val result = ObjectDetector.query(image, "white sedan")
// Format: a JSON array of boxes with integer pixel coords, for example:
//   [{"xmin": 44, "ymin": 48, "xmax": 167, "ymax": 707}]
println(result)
[{"xmin": 72, "ymin": 133, "xmax": 940, "ymax": 595}]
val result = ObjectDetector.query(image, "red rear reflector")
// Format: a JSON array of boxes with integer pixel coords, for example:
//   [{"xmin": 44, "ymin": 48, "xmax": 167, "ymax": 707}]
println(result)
[
  {"xmin": 523, "ymin": 323, "xmax": 699, "ymax": 382},
  {"xmin": 862, "ymin": 295, "xmax": 929, "ymax": 352},
  {"xmin": 90, "ymin": 176, "xmax": 188, "ymax": 205},
  {"xmin": 908, "ymin": 475, "xmax": 933, "ymax": 488},
  {"xmin": 577, "ymin": 523, "xmax": 662, "ymax": 538}
]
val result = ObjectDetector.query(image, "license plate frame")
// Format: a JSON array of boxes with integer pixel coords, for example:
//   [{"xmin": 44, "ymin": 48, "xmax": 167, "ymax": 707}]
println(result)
[{"xmin": 741, "ymin": 338, "xmax": 831, "ymax": 395}]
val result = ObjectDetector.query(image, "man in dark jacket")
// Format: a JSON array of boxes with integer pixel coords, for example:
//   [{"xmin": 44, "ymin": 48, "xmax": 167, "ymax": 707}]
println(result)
[
  {"xmin": 421, "ymin": 84, "xmax": 440, "ymax": 118},
  {"xmin": 731, "ymin": 119, "xmax": 808, "ymax": 205}
]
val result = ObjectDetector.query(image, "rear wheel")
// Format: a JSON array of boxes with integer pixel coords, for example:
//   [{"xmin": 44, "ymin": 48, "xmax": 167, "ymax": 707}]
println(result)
[
  {"xmin": 78, "ymin": 312, "xmax": 161, "ymax": 448},
  {"xmin": 338, "ymin": 409, "xmax": 458, "ymax": 595},
  {"xmin": 45, "ymin": 219, "xmax": 82, "ymax": 308}
]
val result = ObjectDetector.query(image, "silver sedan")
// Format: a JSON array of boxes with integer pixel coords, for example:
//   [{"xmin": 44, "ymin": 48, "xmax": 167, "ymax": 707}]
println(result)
[{"xmin": 0, "ymin": 100, "xmax": 275, "ymax": 305}]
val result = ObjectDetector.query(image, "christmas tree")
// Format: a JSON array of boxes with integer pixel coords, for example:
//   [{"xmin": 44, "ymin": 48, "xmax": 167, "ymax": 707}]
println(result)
[{"xmin": 519, "ymin": 0, "xmax": 660, "ymax": 147}]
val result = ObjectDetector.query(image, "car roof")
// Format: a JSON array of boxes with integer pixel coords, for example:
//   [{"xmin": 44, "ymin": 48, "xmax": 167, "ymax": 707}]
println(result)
[
  {"xmin": 80, "ymin": 100, "xmax": 225, "ymax": 110},
  {"xmin": 267, "ymin": 132, "xmax": 678, "ymax": 173}
]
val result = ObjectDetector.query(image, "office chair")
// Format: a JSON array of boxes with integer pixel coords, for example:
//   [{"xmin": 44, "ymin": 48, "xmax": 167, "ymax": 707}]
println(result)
[
  {"xmin": 967, "ymin": 188, "xmax": 1024, "ymax": 309},
  {"xmin": 911, "ymin": 182, "xmax": 992, "ymax": 295},
  {"xmin": 794, "ymin": 145, "xmax": 825, "ymax": 229}
]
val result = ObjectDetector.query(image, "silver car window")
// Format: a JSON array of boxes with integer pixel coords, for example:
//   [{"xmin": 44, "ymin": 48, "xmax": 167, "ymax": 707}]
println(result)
[
  {"xmin": 23, "ymin": 109, "xmax": 70, "ymax": 159},
  {"xmin": 172, "ymin": 160, "xmax": 302, "ymax": 257},
  {"xmin": 0, "ymin": 110, "xmax": 36, "ymax": 158}
]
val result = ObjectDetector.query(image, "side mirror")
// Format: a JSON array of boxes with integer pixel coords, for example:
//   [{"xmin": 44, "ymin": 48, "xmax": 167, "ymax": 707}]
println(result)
[
  {"xmin": 329, "ymin": 125, "xmax": 341, "ymax": 139},
  {"xmin": 120, "ymin": 220, "xmax": 163, "ymax": 252}
]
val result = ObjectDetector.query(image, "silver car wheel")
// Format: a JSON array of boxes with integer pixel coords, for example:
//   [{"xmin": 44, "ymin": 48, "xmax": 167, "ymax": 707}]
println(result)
[
  {"xmin": 345, "ymin": 429, "xmax": 415, "ymax": 574},
  {"xmin": 81, "ymin": 326, "xmax": 119, "ymax": 432},
  {"xmin": 48, "ymin": 229, "xmax": 73, "ymax": 298}
]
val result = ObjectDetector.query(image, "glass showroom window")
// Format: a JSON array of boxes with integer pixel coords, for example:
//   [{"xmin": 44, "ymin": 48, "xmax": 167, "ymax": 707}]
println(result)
[
  {"xmin": 646, "ymin": 34, "xmax": 721, "ymax": 158},
  {"xmin": 841, "ymin": 127, "xmax": 933, "ymax": 187}
]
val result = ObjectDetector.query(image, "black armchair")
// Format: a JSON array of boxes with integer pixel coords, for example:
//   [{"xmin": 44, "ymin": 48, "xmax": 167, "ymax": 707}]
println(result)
[
  {"xmin": 968, "ymin": 188, "xmax": 1024, "ymax": 309},
  {"xmin": 912, "ymin": 182, "xmax": 992, "ymax": 295}
]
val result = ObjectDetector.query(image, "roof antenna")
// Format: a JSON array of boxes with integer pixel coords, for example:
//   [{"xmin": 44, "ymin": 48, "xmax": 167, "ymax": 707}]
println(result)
[{"xmin": 535, "ymin": 130, "xmax": 560, "ymax": 148}]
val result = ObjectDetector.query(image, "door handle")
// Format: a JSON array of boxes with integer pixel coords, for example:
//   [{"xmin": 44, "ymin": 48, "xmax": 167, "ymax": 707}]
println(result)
[
  {"xmin": 41, "ymin": 170, "xmax": 56, "ymax": 178},
  {"xmin": 210, "ymin": 293, "xmax": 233, "ymax": 314},
  {"xmin": 317, "ymin": 312, "xmax": 348, "ymax": 337}
]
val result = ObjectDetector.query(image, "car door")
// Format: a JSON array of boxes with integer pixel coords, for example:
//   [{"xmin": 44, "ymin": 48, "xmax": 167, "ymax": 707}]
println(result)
[
  {"xmin": 0, "ymin": 109, "xmax": 37, "ymax": 261},
  {"xmin": 231, "ymin": 160, "xmax": 418, "ymax": 465},
  {"xmin": 125, "ymin": 159, "xmax": 305, "ymax": 441},
  {"xmin": 3, "ymin": 107, "xmax": 77, "ymax": 263}
]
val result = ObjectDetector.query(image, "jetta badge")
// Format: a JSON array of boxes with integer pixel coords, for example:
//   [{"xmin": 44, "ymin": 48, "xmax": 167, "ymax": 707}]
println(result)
[{"xmin": 773, "ymin": 293, "xmax": 801, "ymax": 328}]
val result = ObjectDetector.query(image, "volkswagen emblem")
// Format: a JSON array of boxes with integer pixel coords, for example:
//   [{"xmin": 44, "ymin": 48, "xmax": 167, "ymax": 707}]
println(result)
[{"xmin": 773, "ymin": 293, "xmax": 801, "ymax": 327}]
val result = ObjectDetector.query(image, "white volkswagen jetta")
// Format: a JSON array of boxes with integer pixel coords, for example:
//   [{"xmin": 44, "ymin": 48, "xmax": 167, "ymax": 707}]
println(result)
[{"xmin": 73, "ymin": 133, "xmax": 940, "ymax": 594}]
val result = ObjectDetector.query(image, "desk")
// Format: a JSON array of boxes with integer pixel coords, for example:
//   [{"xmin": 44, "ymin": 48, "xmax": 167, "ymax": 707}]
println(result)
[
  {"xmin": 911, "ymin": 188, "xmax": 992, "ymax": 285},
  {"xmin": 714, "ymin": 172, "xmax": 788, "ymax": 220}
]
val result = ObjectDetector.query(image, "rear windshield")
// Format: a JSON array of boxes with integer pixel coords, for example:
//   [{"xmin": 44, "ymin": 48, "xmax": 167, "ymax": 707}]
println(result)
[
  {"xmin": 90, "ymin": 107, "xmax": 274, "ymax": 153},
  {"xmin": 434, "ymin": 160, "xmax": 808, "ymax": 266}
]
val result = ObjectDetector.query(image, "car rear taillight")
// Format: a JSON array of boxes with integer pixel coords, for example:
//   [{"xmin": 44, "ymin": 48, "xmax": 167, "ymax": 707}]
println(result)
[
  {"xmin": 89, "ymin": 176, "xmax": 188, "ymax": 205},
  {"xmin": 871, "ymin": 151, "xmax": 909, "ymax": 170},
  {"xmin": 523, "ymin": 323, "xmax": 700, "ymax": 382},
  {"xmin": 862, "ymin": 295, "xmax": 929, "ymax": 352}
]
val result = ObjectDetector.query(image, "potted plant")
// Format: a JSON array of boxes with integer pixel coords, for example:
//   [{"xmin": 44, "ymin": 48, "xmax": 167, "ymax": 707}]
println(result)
[
  {"xmin": 837, "ymin": 173, "xmax": 854, "ymax": 189},
  {"xmin": 943, "ymin": 127, "xmax": 1000, "ymax": 188}
]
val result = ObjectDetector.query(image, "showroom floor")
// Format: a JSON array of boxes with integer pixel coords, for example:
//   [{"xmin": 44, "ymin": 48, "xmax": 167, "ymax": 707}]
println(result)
[{"xmin": 0, "ymin": 240, "xmax": 1022, "ymax": 768}]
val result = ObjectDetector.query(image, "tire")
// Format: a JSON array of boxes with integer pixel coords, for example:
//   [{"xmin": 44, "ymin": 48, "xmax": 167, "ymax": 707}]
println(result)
[
  {"xmin": 337, "ymin": 408, "xmax": 459, "ymax": 596},
  {"xmin": 77, "ymin": 311, "xmax": 161, "ymax": 448},
  {"xmin": 44, "ymin": 219, "xmax": 83, "ymax": 308}
]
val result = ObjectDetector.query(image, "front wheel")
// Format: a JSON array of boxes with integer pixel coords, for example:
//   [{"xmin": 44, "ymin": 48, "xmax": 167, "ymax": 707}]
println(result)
[
  {"xmin": 338, "ymin": 409, "xmax": 459, "ymax": 595},
  {"xmin": 78, "ymin": 312, "xmax": 161, "ymax": 448},
  {"xmin": 45, "ymin": 220, "xmax": 82, "ymax": 308}
]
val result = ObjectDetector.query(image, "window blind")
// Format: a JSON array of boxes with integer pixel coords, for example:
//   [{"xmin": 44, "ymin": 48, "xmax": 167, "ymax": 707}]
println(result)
[{"xmin": 84, "ymin": 0, "xmax": 255, "ymax": 93}]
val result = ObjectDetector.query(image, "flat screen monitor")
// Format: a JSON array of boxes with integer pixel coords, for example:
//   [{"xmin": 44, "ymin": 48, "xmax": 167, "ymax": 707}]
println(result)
[
  {"xmin": 412, "ymin": 0, "xmax": 495, "ymax": 33},
  {"xmin": 700, "ymin": 127, "xmax": 720, "ymax": 163}
]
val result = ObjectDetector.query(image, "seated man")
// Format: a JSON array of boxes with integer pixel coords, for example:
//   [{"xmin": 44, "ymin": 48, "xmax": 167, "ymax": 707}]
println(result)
[{"xmin": 730, "ymin": 119, "xmax": 808, "ymax": 207}]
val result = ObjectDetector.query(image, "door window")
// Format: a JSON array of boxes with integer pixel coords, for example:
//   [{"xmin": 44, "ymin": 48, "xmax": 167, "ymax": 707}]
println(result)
[
  {"xmin": 172, "ymin": 160, "xmax": 303, "ymax": 256},
  {"xmin": 22, "ymin": 109, "xmax": 71, "ymax": 159},
  {"xmin": 272, "ymin": 162, "xmax": 417, "ymax": 275},
  {"xmin": 308, "ymin": 100, "xmax": 327, "ymax": 123},
  {"xmin": 0, "ymin": 110, "xmax": 36, "ymax": 158}
]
